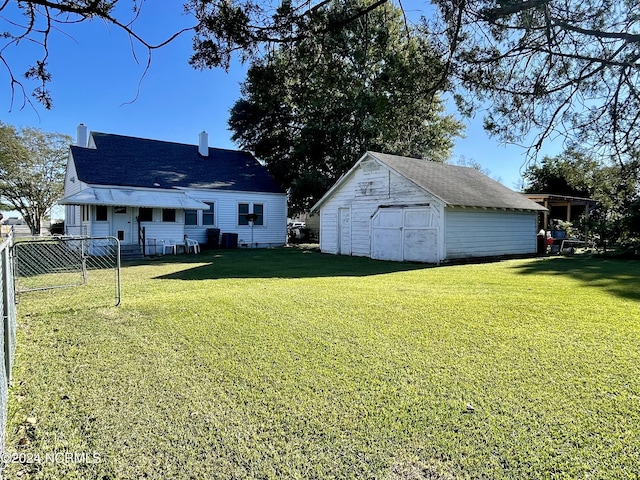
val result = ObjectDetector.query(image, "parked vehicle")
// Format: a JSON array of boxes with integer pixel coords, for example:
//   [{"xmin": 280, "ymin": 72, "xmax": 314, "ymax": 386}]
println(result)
[
  {"xmin": 1, "ymin": 217, "xmax": 23, "ymax": 225},
  {"xmin": 49, "ymin": 221, "xmax": 65, "ymax": 235}
]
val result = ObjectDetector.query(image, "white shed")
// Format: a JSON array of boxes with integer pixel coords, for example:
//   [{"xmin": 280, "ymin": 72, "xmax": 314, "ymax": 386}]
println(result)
[{"xmin": 311, "ymin": 152, "xmax": 547, "ymax": 263}]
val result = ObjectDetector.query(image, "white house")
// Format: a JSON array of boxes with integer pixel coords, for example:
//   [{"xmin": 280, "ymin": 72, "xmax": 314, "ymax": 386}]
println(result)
[
  {"xmin": 59, "ymin": 125, "xmax": 287, "ymax": 252},
  {"xmin": 311, "ymin": 151, "xmax": 547, "ymax": 263}
]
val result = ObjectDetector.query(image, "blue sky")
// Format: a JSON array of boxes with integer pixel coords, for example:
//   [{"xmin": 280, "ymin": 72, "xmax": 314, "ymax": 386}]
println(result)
[{"xmin": 1, "ymin": 0, "xmax": 561, "ymax": 219}]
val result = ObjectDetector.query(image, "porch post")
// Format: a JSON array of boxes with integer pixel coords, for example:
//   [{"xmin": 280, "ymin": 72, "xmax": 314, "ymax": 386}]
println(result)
[{"xmin": 136, "ymin": 216, "xmax": 146, "ymax": 257}]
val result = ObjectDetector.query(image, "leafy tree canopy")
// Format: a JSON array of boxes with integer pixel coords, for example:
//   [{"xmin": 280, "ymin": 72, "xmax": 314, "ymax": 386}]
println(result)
[
  {"xmin": 0, "ymin": 123, "xmax": 71, "ymax": 234},
  {"xmin": 228, "ymin": 0, "xmax": 463, "ymax": 213},
  {"xmin": 522, "ymin": 151, "xmax": 596, "ymax": 197},
  {"xmin": 2, "ymin": 0, "xmax": 391, "ymax": 110}
]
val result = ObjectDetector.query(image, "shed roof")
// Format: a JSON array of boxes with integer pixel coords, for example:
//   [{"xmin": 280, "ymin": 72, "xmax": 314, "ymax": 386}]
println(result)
[
  {"xmin": 71, "ymin": 132, "xmax": 285, "ymax": 194},
  {"xmin": 313, "ymin": 152, "xmax": 547, "ymax": 212}
]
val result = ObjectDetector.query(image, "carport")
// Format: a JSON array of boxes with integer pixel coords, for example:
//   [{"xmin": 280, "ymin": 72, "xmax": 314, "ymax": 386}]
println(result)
[{"xmin": 525, "ymin": 194, "xmax": 598, "ymax": 231}]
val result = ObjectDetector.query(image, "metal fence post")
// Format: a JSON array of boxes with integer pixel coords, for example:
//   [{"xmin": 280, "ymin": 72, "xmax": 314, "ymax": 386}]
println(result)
[
  {"xmin": 2, "ymin": 247, "xmax": 10, "ymax": 382},
  {"xmin": 1, "ymin": 236, "xmax": 15, "ymax": 383},
  {"xmin": 0, "ymin": 233, "xmax": 16, "ymax": 477}
]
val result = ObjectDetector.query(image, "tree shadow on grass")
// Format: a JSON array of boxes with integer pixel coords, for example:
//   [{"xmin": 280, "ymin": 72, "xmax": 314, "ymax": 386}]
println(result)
[
  {"xmin": 511, "ymin": 256, "xmax": 640, "ymax": 302},
  {"xmin": 152, "ymin": 246, "xmax": 431, "ymax": 280}
]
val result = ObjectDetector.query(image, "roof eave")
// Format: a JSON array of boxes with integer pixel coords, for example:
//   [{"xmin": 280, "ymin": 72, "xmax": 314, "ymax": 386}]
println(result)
[{"xmin": 448, "ymin": 204, "xmax": 548, "ymax": 212}]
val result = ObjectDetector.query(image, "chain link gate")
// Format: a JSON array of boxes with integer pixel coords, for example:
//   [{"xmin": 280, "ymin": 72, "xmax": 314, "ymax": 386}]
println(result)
[{"xmin": 13, "ymin": 236, "xmax": 121, "ymax": 306}]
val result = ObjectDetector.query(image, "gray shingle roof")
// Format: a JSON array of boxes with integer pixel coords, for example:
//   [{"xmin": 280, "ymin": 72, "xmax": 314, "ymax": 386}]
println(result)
[
  {"xmin": 71, "ymin": 132, "xmax": 284, "ymax": 194},
  {"xmin": 369, "ymin": 152, "xmax": 546, "ymax": 211}
]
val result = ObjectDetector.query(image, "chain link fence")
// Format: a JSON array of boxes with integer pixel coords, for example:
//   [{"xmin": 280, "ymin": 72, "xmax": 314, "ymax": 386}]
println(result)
[
  {"xmin": 13, "ymin": 236, "xmax": 121, "ymax": 307},
  {"xmin": 0, "ymin": 233, "xmax": 17, "ymax": 475},
  {"xmin": 0, "ymin": 235, "xmax": 119, "ymax": 476}
]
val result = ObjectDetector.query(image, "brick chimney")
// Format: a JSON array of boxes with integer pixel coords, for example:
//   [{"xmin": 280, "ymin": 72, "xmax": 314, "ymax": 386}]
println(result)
[
  {"xmin": 198, "ymin": 131, "xmax": 208, "ymax": 157},
  {"xmin": 76, "ymin": 123, "xmax": 88, "ymax": 147}
]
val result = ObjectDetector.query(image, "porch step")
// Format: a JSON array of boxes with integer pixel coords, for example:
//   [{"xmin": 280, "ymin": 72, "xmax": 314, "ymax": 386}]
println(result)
[{"xmin": 120, "ymin": 244, "xmax": 144, "ymax": 260}]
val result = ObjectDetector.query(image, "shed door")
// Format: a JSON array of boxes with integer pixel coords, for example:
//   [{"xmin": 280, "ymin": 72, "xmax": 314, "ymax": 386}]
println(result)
[
  {"xmin": 403, "ymin": 208, "xmax": 438, "ymax": 263},
  {"xmin": 338, "ymin": 207, "xmax": 351, "ymax": 255},
  {"xmin": 371, "ymin": 207, "xmax": 438, "ymax": 263},
  {"xmin": 404, "ymin": 229, "xmax": 438, "ymax": 262},
  {"xmin": 371, "ymin": 209, "xmax": 403, "ymax": 261}
]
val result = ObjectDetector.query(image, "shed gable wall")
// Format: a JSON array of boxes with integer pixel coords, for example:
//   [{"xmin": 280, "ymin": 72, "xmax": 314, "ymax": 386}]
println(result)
[{"xmin": 319, "ymin": 160, "xmax": 439, "ymax": 256}]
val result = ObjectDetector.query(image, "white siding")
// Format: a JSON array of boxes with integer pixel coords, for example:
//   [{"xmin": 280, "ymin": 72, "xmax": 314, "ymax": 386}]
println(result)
[
  {"xmin": 91, "ymin": 223, "xmax": 110, "ymax": 238},
  {"xmin": 82, "ymin": 220, "xmax": 92, "ymax": 237},
  {"xmin": 65, "ymin": 206, "xmax": 81, "ymax": 230},
  {"xmin": 317, "ymin": 154, "xmax": 539, "ymax": 263},
  {"xmin": 64, "ymin": 155, "xmax": 82, "ymax": 197},
  {"xmin": 319, "ymin": 158, "xmax": 444, "ymax": 258},
  {"xmin": 65, "ymin": 188, "xmax": 285, "ymax": 247},
  {"xmin": 445, "ymin": 208, "xmax": 537, "ymax": 259},
  {"xmin": 134, "ymin": 208, "xmax": 184, "ymax": 245},
  {"xmin": 142, "ymin": 222, "xmax": 184, "ymax": 244},
  {"xmin": 179, "ymin": 189, "xmax": 287, "ymax": 247},
  {"xmin": 319, "ymin": 207, "xmax": 338, "ymax": 254},
  {"xmin": 63, "ymin": 156, "xmax": 84, "ymax": 231}
]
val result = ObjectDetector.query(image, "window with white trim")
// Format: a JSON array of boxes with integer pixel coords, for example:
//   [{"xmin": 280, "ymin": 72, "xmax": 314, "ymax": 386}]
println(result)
[
  {"xmin": 96, "ymin": 206, "xmax": 108, "ymax": 221},
  {"xmin": 162, "ymin": 208, "xmax": 176, "ymax": 222},
  {"xmin": 139, "ymin": 207, "xmax": 153, "ymax": 222},
  {"xmin": 238, "ymin": 203, "xmax": 264, "ymax": 226},
  {"xmin": 203, "ymin": 202, "xmax": 215, "ymax": 225},
  {"xmin": 184, "ymin": 210, "xmax": 197, "ymax": 226},
  {"xmin": 252, "ymin": 204, "xmax": 264, "ymax": 225}
]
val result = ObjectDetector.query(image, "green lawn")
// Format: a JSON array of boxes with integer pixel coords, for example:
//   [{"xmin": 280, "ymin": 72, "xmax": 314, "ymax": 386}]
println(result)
[{"xmin": 5, "ymin": 248, "xmax": 640, "ymax": 479}]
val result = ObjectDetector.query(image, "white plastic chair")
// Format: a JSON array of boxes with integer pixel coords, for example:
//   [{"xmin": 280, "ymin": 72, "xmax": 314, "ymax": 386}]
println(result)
[
  {"xmin": 185, "ymin": 237, "xmax": 200, "ymax": 254},
  {"xmin": 163, "ymin": 239, "xmax": 178, "ymax": 255}
]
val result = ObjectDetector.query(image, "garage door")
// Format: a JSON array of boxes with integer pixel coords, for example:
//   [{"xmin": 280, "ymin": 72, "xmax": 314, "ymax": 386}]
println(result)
[
  {"xmin": 371, "ymin": 209, "xmax": 403, "ymax": 261},
  {"xmin": 371, "ymin": 207, "xmax": 438, "ymax": 263}
]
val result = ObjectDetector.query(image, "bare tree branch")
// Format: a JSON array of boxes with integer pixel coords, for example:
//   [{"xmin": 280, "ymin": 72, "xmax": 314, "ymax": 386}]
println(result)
[
  {"xmin": 432, "ymin": 0, "xmax": 640, "ymax": 162},
  {"xmin": 0, "ymin": 0, "xmax": 195, "ymax": 110}
]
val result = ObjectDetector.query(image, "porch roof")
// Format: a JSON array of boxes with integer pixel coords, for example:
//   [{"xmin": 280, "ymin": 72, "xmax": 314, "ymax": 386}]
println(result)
[{"xmin": 59, "ymin": 187, "xmax": 209, "ymax": 209}]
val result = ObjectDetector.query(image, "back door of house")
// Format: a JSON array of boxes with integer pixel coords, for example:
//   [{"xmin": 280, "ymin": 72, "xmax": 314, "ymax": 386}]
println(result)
[{"xmin": 112, "ymin": 206, "xmax": 132, "ymax": 243}]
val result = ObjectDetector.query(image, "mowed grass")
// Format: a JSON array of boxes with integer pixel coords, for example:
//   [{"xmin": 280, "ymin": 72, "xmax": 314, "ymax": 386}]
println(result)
[{"xmin": 4, "ymin": 248, "xmax": 640, "ymax": 479}]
